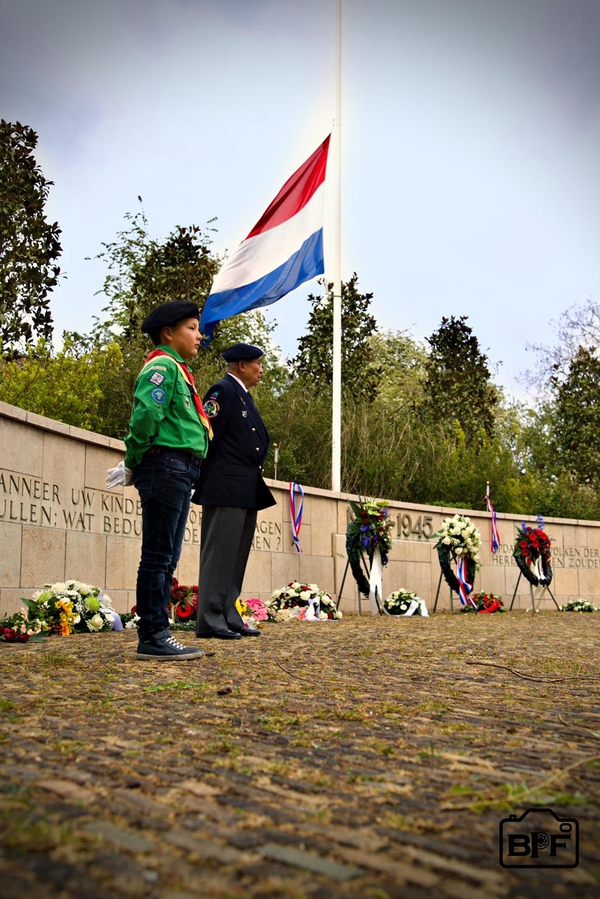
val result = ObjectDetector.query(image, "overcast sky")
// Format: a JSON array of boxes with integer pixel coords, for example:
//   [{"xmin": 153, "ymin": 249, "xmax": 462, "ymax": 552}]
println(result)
[{"xmin": 2, "ymin": 0, "xmax": 600, "ymax": 399}]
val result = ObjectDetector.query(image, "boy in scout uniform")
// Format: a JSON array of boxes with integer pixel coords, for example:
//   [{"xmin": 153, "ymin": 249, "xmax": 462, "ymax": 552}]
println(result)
[
  {"xmin": 106, "ymin": 300, "xmax": 210, "ymax": 660},
  {"xmin": 193, "ymin": 343, "xmax": 276, "ymax": 639}
]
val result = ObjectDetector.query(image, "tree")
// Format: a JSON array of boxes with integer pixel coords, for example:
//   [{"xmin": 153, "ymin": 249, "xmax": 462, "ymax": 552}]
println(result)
[
  {"xmin": 422, "ymin": 316, "xmax": 499, "ymax": 440},
  {"xmin": 292, "ymin": 274, "xmax": 381, "ymax": 401},
  {"xmin": 523, "ymin": 296, "xmax": 600, "ymax": 399},
  {"xmin": 86, "ymin": 202, "xmax": 288, "ymax": 437},
  {"xmin": 370, "ymin": 328, "xmax": 428, "ymax": 413},
  {"xmin": 0, "ymin": 337, "xmax": 124, "ymax": 433},
  {"xmin": 91, "ymin": 202, "xmax": 218, "ymax": 344},
  {"xmin": 0, "ymin": 120, "xmax": 61, "ymax": 356},
  {"xmin": 553, "ymin": 346, "xmax": 600, "ymax": 482}
]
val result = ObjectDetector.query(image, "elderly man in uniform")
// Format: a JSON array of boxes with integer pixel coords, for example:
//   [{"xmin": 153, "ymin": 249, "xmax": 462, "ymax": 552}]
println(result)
[{"xmin": 193, "ymin": 343, "xmax": 276, "ymax": 639}]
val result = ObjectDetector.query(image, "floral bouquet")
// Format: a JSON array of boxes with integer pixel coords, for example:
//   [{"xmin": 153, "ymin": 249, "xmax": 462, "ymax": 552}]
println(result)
[
  {"xmin": 383, "ymin": 589, "xmax": 429, "ymax": 617},
  {"xmin": 347, "ymin": 498, "xmax": 394, "ymax": 563},
  {"xmin": 168, "ymin": 579, "xmax": 198, "ymax": 624},
  {"xmin": 560, "ymin": 598, "xmax": 598, "ymax": 613},
  {"xmin": 513, "ymin": 516, "xmax": 552, "ymax": 586},
  {"xmin": 268, "ymin": 582, "xmax": 342, "ymax": 621},
  {"xmin": 22, "ymin": 581, "xmax": 118, "ymax": 635},
  {"xmin": 432, "ymin": 514, "xmax": 481, "ymax": 602},
  {"xmin": 236, "ymin": 597, "xmax": 269, "ymax": 628},
  {"xmin": 0, "ymin": 607, "xmax": 45, "ymax": 643},
  {"xmin": 460, "ymin": 591, "xmax": 506, "ymax": 613}
]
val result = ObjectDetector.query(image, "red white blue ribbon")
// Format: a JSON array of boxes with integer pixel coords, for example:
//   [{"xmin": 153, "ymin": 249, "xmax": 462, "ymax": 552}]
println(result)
[
  {"xmin": 485, "ymin": 495, "xmax": 500, "ymax": 553},
  {"xmin": 289, "ymin": 482, "xmax": 304, "ymax": 553},
  {"xmin": 456, "ymin": 557, "xmax": 477, "ymax": 608}
]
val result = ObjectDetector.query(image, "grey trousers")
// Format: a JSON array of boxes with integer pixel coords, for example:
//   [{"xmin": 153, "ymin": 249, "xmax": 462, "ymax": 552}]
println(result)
[{"xmin": 196, "ymin": 505, "xmax": 257, "ymax": 633}]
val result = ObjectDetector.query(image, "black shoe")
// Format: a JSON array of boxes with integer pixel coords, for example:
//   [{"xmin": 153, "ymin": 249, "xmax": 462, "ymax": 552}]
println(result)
[
  {"xmin": 136, "ymin": 629, "xmax": 205, "ymax": 660},
  {"xmin": 231, "ymin": 625, "xmax": 261, "ymax": 637},
  {"xmin": 196, "ymin": 628, "xmax": 242, "ymax": 640}
]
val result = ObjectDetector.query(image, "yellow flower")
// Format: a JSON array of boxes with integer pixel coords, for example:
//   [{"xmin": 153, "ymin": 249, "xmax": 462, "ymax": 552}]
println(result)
[
  {"xmin": 235, "ymin": 598, "xmax": 249, "ymax": 617},
  {"xmin": 55, "ymin": 599, "xmax": 74, "ymax": 616}
]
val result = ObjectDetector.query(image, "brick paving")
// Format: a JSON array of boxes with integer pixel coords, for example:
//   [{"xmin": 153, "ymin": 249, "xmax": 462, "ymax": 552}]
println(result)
[{"xmin": 0, "ymin": 612, "xmax": 598, "ymax": 898}]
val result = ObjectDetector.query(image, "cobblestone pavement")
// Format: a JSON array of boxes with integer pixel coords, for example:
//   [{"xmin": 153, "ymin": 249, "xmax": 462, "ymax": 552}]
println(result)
[{"xmin": 0, "ymin": 612, "xmax": 598, "ymax": 899}]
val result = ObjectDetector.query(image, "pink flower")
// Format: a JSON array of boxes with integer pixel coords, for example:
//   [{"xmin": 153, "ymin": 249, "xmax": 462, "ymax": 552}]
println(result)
[{"xmin": 245, "ymin": 598, "xmax": 269, "ymax": 621}]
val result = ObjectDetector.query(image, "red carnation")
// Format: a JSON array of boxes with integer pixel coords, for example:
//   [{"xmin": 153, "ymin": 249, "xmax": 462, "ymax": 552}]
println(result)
[
  {"xmin": 17, "ymin": 633, "xmax": 30, "ymax": 643},
  {"xmin": 176, "ymin": 604, "xmax": 194, "ymax": 621},
  {"xmin": 3, "ymin": 628, "xmax": 16, "ymax": 642}
]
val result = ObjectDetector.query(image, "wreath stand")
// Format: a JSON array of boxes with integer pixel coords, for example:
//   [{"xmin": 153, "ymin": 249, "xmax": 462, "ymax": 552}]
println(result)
[
  {"xmin": 509, "ymin": 572, "xmax": 560, "ymax": 612},
  {"xmin": 432, "ymin": 569, "xmax": 458, "ymax": 613},
  {"xmin": 336, "ymin": 550, "xmax": 383, "ymax": 615}
]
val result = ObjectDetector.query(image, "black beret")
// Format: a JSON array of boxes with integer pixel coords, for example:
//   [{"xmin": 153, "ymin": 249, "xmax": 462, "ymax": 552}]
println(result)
[
  {"xmin": 222, "ymin": 343, "xmax": 264, "ymax": 362},
  {"xmin": 141, "ymin": 301, "xmax": 200, "ymax": 334}
]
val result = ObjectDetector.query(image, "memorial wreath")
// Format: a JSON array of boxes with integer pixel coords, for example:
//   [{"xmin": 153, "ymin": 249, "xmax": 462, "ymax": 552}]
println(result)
[
  {"xmin": 513, "ymin": 517, "xmax": 553, "ymax": 587},
  {"xmin": 432, "ymin": 514, "xmax": 481, "ymax": 606},
  {"xmin": 346, "ymin": 497, "xmax": 394, "ymax": 596}
]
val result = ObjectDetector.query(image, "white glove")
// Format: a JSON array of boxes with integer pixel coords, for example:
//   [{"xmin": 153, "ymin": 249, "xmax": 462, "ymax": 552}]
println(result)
[{"xmin": 106, "ymin": 461, "xmax": 133, "ymax": 489}]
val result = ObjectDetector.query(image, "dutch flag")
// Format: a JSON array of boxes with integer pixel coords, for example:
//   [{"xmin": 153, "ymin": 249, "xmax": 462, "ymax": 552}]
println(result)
[{"xmin": 200, "ymin": 135, "xmax": 331, "ymax": 342}]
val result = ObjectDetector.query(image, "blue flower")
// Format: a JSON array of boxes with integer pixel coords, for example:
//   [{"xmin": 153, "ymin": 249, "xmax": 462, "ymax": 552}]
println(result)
[
  {"xmin": 360, "ymin": 525, "xmax": 368, "ymax": 532},
  {"xmin": 361, "ymin": 537, "xmax": 370, "ymax": 547}
]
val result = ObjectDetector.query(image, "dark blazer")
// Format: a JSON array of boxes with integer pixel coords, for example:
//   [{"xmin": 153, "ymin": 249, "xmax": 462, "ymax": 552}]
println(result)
[{"xmin": 192, "ymin": 374, "xmax": 276, "ymax": 510}]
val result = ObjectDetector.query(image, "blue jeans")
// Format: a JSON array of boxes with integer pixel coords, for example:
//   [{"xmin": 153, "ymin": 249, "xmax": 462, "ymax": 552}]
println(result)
[{"xmin": 133, "ymin": 449, "xmax": 201, "ymax": 641}]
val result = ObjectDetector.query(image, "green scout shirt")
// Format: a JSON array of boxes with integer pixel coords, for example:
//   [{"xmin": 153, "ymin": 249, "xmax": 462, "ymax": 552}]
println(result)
[{"xmin": 124, "ymin": 346, "xmax": 209, "ymax": 469}]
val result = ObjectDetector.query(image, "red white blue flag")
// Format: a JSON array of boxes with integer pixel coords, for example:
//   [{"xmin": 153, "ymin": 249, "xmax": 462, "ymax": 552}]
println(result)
[
  {"xmin": 289, "ymin": 481, "xmax": 304, "ymax": 553},
  {"xmin": 485, "ymin": 487, "xmax": 500, "ymax": 553},
  {"xmin": 200, "ymin": 136, "xmax": 331, "ymax": 342},
  {"xmin": 456, "ymin": 557, "xmax": 477, "ymax": 609}
]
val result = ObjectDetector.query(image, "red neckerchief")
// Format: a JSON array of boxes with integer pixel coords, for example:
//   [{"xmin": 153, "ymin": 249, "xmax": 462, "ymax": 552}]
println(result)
[{"xmin": 144, "ymin": 349, "xmax": 213, "ymax": 439}]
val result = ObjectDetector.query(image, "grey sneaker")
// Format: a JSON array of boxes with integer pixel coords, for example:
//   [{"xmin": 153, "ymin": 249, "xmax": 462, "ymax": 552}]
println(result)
[{"xmin": 136, "ymin": 630, "xmax": 204, "ymax": 661}]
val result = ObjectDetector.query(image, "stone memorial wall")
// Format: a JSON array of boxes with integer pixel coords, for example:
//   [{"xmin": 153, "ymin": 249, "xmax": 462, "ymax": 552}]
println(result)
[{"xmin": 1, "ymin": 400, "xmax": 599, "ymax": 616}]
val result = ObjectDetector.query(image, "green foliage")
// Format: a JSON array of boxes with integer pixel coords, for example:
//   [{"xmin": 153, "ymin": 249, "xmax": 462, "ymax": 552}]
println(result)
[
  {"xmin": 91, "ymin": 202, "xmax": 218, "ymax": 345},
  {"xmin": 369, "ymin": 328, "xmax": 428, "ymax": 412},
  {"xmin": 423, "ymin": 315, "xmax": 499, "ymax": 440},
  {"xmin": 0, "ymin": 337, "xmax": 124, "ymax": 433},
  {"xmin": 0, "ymin": 121, "xmax": 61, "ymax": 356},
  {"xmin": 552, "ymin": 346, "xmax": 600, "ymax": 482},
  {"xmin": 6, "ymin": 159, "xmax": 600, "ymax": 521},
  {"xmin": 292, "ymin": 274, "xmax": 382, "ymax": 401},
  {"xmin": 85, "ymin": 202, "xmax": 287, "ymax": 437}
]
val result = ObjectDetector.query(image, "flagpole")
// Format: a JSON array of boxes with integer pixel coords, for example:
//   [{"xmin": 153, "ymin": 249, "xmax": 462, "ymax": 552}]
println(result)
[{"xmin": 331, "ymin": 0, "xmax": 342, "ymax": 493}]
